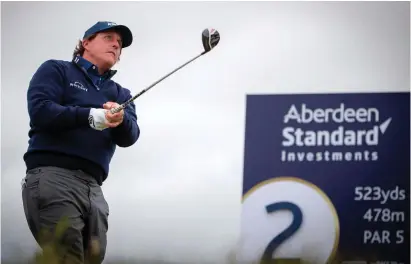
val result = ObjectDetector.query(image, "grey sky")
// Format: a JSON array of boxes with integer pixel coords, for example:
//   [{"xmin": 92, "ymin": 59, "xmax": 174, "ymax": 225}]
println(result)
[{"xmin": 1, "ymin": 1, "xmax": 409, "ymax": 263}]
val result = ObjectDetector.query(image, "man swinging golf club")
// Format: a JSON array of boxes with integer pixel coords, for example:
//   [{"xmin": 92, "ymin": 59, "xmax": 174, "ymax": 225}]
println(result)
[
  {"xmin": 21, "ymin": 21, "xmax": 140, "ymax": 264},
  {"xmin": 21, "ymin": 18, "xmax": 220, "ymax": 264}
]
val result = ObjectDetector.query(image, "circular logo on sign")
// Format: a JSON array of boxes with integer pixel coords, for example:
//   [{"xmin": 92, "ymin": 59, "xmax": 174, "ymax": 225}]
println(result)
[{"xmin": 237, "ymin": 177, "xmax": 340, "ymax": 264}]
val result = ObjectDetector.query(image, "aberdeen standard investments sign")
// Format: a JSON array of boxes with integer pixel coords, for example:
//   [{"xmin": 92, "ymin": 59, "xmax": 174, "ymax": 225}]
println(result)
[
  {"xmin": 281, "ymin": 102, "xmax": 392, "ymax": 163},
  {"xmin": 238, "ymin": 92, "xmax": 410, "ymax": 264}
]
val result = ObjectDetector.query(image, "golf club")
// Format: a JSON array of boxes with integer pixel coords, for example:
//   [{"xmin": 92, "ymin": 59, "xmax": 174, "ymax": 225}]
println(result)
[{"xmin": 110, "ymin": 28, "xmax": 220, "ymax": 114}]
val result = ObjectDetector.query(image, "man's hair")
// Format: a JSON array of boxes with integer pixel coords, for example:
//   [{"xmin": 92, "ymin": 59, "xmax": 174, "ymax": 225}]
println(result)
[
  {"xmin": 72, "ymin": 31, "xmax": 122, "ymax": 61},
  {"xmin": 72, "ymin": 34, "xmax": 97, "ymax": 60}
]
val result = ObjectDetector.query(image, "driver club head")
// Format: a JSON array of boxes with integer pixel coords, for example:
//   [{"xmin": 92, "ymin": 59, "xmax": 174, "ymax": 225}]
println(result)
[{"xmin": 202, "ymin": 28, "xmax": 220, "ymax": 53}]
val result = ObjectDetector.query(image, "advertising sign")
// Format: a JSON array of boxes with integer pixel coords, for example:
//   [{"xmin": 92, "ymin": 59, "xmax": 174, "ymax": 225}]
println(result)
[{"xmin": 238, "ymin": 92, "xmax": 410, "ymax": 264}]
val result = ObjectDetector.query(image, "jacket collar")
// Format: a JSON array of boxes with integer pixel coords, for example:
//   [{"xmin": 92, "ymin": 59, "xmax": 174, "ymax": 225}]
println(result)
[{"xmin": 72, "ymin": 55, "xmax": 117, "ymax": 80}]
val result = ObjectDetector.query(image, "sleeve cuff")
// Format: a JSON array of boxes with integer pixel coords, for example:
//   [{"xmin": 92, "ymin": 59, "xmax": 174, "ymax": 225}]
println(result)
[{"xmin": 76, "ymin": 107, "xmax": 91, "ymax": 126}]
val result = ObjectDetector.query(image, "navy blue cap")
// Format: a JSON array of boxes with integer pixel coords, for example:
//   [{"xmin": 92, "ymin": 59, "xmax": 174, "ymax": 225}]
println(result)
[{"xmin": 83, "ymin": 21, "xmax": 133, "ymax": 48}]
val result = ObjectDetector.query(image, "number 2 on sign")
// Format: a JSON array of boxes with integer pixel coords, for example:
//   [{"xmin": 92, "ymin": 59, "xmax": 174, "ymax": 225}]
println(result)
[{"xmin": 260, "ymin": 202, "xmax": 303, "ymax": 263}]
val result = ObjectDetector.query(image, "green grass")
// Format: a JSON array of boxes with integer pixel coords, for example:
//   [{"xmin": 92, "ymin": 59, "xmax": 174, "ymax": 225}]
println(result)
[{"xmin": 2, "ymin": 218, "xmax": 380, "ymax": 264}]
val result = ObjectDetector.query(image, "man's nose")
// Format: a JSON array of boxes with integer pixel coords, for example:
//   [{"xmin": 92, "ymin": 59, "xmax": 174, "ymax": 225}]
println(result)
[{"xmin": 112, "ymin": 41, "xmax": 120, "ymax": 49}]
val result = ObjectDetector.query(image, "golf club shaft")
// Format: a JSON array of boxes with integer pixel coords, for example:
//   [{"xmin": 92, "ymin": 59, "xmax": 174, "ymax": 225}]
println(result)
[{"xmin": 110, "ymin": 50, "xmax": 207, "ymax": 114}]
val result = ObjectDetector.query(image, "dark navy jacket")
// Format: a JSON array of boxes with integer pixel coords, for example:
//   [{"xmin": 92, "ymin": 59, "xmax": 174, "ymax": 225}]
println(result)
[{"xmin": 23, "ymin": 56, "xmax": 140, "ymax": 185}]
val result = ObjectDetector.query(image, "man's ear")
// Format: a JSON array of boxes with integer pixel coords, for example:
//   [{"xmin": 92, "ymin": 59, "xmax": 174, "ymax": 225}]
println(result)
[{"xmin": 82, "ymin": 40, "xmax": 89, "ymax": 50}]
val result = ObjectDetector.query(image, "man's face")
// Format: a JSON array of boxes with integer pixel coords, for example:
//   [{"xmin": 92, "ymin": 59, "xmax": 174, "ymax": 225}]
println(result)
[{"xmin": 83, "ymin": 30, "xmax": 123, "ymax": 70}]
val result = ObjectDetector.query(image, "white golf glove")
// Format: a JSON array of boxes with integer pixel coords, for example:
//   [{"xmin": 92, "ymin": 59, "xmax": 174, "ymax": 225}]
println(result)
[{"xmin": 89, "ymin": 108, "xmax": 109, "ymax": 131}]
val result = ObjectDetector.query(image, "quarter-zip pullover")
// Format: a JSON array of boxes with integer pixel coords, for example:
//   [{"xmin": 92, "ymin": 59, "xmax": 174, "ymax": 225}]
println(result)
[{"xmin": 23, "ymin": 56, "xmax": 140, "ymax": 185}]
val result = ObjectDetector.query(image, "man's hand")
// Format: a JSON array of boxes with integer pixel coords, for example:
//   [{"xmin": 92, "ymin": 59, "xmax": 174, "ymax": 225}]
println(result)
[
  {"xmin": 89, "ymin": 108, "xmax": 109, "ymax": 131},
  {"xmin": 103, "ymin": 102, "xmax": 124, "ymax": 128}
]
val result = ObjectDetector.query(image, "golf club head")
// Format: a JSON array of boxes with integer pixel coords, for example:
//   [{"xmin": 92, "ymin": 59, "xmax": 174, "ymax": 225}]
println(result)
[{"xmin": 202, "ymin": 28, "xmax": 220, "ymax": 53}]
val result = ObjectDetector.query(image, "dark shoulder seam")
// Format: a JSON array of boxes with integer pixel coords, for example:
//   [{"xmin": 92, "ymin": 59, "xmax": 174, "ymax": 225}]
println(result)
[
  {"xmin": 42, "ymin": 59, "xmax": 70, "ymax": 83},
  {"xmin": 40, "ymin": 59, "xmax": 70, "ymax": 72}
]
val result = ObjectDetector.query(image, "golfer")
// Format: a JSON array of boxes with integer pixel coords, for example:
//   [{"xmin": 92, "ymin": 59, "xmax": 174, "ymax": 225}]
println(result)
[{"xmin": 21, "ymin": 21, "xmax": 140, "ymax": 264}]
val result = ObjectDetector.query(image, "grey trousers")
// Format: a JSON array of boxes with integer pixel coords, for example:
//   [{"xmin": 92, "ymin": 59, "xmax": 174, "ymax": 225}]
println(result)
[{"xmin": 21, "ymin": 166, "xmax": 109, "ymax": 264}]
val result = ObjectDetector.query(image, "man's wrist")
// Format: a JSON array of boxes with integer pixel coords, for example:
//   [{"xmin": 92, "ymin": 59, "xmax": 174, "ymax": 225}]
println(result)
[{"xmin": 113, "ymin": 112, "xmax": 128, "ymax": 129}]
